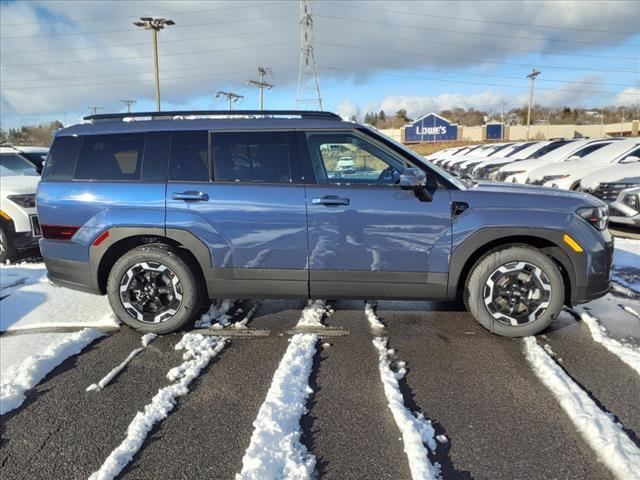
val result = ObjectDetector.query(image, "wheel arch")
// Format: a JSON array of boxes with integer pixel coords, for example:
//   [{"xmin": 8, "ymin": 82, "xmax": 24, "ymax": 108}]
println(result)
[
  {"xmin": 90, "ymin": 227, "xmax": 212, "ymax": 297},
  {"xmin": 449, "ymin": 228, "xmax": 576, "ymax": 306}
]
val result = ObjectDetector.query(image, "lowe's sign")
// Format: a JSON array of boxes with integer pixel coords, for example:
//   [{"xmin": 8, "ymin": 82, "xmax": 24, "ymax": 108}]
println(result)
[{"xmin": 405, "ymin": 113, "xmax": 458, "ymax": 143}]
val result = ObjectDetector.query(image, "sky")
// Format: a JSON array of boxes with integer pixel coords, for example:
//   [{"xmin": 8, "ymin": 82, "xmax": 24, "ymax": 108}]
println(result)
[{"xmin": 1, "ymin": 0, "xmax": 639, "ymax": 128}]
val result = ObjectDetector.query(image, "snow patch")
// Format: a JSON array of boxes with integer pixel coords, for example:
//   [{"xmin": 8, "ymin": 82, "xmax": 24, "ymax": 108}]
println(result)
[
  {"xmin": 236, "ymin": 334, "xmax": 317, "ymax": 480},
  {"xmin": 88, "ymin": 334, "xmax": 226, "ymax": 480},
  {"xmin": 372, "ymin": 337, "xmax": 441, "ymax": 480},
  {"xmin": 523, "ymin": 337, "xmax": 640, "ymax": 480},
  {"xmin": 364, "ymin": 301, "xmax": 385, "ymax": 331},
  {"xmin": 0, "ymin": 328, "xmax": 104, "ymax": 415},
  {"xmin": 295, "ymin": 299, "xmax": 332, "ymax": 328},
  {"xmin": 621, "ymin": 305, "xmax": 640, "ymax": 320},
  {"xmin": 580, "ymin": 312, "xmax": 640, "ymax": 376},
  {"xmin": 233, "ymin": 301, "xmax": 262, "ymax": 329},
  {"xmin": 195, "ymin": 299, "xmax": 235, "ymax": 328},
  {"xmin": 87, "ymin": 334, "xmax": 158, "ymax": 392},
  {"xmin": 613, "ymin": 239, "xmax": 640, "ymax": 294}
]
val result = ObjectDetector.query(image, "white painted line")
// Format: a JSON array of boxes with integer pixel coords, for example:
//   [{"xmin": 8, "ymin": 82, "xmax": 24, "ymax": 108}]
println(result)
[
  {"xmin": 523, "ymin": 336, "xmax": 640, "ymax": 480},
  {"xmin": 236, "ymin": 333, "xmax": 317, "ymax": 480},
  {"xmin": 0, "ymin": 328, "xmax": 104, "ymax": 415},
  {"xmin": 364, "ymin": 301, "xmax": 385, "ymax": 331},
  {"xmin": 88, "ymin": 334, "xmax": 226, "ymax": 480},
  {"xmin": 372, "ymin": 337, "xmax": 441, "ymax": 480}
]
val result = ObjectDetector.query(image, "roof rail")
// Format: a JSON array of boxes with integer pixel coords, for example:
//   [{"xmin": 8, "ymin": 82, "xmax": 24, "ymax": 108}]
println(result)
[{"xmin": 83, "ymin": 110, "xmax": 342, "ymax": 121}]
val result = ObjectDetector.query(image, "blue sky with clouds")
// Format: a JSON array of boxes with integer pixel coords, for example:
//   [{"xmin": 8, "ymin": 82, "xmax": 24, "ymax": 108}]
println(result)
[{"xmin": 1, "ymin": 0, "xmax": 638, "ymax": 128}]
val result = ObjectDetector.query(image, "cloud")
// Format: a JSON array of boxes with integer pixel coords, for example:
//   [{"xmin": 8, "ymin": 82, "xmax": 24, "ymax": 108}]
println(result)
[
  {"xmin": 1, "ymin": 0, "xmax": 638, "ymax": 123},
  {"xmin": 616, "ymin": 86, "xmax": 640, "ymax": 106},
  {"xmin": 336, "ymin": 98, "xmax": 360, "ymax": 119}
]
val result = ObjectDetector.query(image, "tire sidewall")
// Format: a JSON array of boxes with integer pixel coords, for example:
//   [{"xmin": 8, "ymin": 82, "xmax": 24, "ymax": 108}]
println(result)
[
  {"xmin": 107, "ymin": 245, "xmax": 202, "ymax": 334},
  {"xmin": 465, "ymin": 246, "xmax": 564, "ymax": 337},
  {"xmin": 0, "ymin": 226, "xmax": 16, "ymax": 263}
]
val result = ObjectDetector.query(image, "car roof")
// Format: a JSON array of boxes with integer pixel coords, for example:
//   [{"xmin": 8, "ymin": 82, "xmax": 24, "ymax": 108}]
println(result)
[{"xmin": 55, "ymin": 110, "xmax": 353, "ymax": 137}]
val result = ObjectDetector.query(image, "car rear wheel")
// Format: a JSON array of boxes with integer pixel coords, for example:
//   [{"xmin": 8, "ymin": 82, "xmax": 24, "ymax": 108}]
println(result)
[
  {"xmin": 464, "ymin": 246, "xmax": 564, "ymax": 337},
  {"xmin": 107, "ymin": 244, "xmax": 203, "ymax": 334},
  {"xmin": 0, "ymin": 226, "xmax": 17, "ymax": 263}
]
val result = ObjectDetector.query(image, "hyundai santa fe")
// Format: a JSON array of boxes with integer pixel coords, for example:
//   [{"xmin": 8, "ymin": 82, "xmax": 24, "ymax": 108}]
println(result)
[{"xmin": 36, "ymin": 110, "xmax": 613, "ymax": 336}]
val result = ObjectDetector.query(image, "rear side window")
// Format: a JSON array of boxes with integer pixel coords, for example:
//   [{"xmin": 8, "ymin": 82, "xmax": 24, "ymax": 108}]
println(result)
[
  {"xmin": 169, "ymin": 131, "xmax": 209, "ymax": 182},
  {"xmin": 74, "ymin": 133, "xmax": 144, "ymax": 181},
  {"xmin": 212, "ymin": 132, "xmax": 291, "ymax": 183},
  {"xmin": 42, "ymin": 136, "xmax": 83, "ymax": 181}
]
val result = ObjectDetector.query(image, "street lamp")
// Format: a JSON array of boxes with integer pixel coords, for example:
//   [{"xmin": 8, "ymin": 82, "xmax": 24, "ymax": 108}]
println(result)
[{"xmin": 133, "ymin": 17, "xmax": 175, "ymax": 112}]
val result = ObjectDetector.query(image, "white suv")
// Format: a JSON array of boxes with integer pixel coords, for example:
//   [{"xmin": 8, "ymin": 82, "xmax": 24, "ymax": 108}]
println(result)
[{"xmin": 0, "ymin": 165, "xmax": 41, "ymax": 262}]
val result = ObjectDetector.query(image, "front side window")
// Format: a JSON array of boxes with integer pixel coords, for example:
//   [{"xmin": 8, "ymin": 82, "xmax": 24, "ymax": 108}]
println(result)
[
  {"xmin": 305, "ymin": 132, "xmax": 405, "ymax": 185},
  {"xmin": 75, "ymin": 133, "xmax": 144, "ymax": 181},
  {"xmin": 212, "ymin": 131, "xmax": 291, "ymax": 183},
  {"xmin": 169, "ymin": 131, "xmax": 209, "ymax": 182}
]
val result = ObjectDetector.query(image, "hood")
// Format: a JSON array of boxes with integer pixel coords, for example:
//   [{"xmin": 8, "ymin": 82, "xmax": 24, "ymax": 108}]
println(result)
[
  {"xmin": 0, "ymin": 174, "xmax": 40, "ymax": 195},
  {"xmin": 580, "ymin": 164, "xmax": 640, "ymax": 190},
  {"xmin": 473, "ymin": 180, "xmax": 601, "ymax": 202},
  {"xmin": 527, "ymin": 160, "xmax": 610, "ymax": 182},
  {"xmin": 499, "ymin": 158, "xmax": 552, "ymax": 174}
]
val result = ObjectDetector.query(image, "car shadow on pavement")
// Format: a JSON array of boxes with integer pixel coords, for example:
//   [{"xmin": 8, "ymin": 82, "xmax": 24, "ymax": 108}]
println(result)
[
  {"xmin": 397, "ymin": 368, "xmax": 473, "ymax": 479},
  {"xmin": 0, "ymin": 335, "xmax": 109, "ymax": 449},
  {"xmin": 300, "ymin": 340, "xmax": 328, "ymax": 477}
]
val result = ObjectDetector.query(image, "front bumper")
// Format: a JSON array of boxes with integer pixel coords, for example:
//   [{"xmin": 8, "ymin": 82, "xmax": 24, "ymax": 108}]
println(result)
[{"xmin": 571, "ymin": 237, "xmax": 614, "ymax": 305}]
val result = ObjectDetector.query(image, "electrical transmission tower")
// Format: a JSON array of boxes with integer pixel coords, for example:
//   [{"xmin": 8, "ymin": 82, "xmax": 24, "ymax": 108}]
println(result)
[
  {"xmin": 216, "ymin": 91, "xmax": 244, "ymax": 110},
  {"xmin": 120, "ymin": 99, "xmax": 137, "ymax": 113},
  {"xmin": 296, "ymin": 0, "xmax": 322, "ymax": 110},
  {"xmin": 247, "ymin": 67, "xmax": 273, "ymax": 110}
]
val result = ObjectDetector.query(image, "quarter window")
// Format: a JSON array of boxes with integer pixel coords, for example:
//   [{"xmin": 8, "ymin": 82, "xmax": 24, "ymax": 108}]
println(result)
[
  {"xmin": 169, "ymin": 131, "xmax": 209, "ymax": 182},
  {"xmin": 211, "ymin": 132, "xmax": 292, "ymax": 183},
  {"xmin": 42, "ymin": 136, "xmax": 83, "ymax": 181},
  {"xmin": 74, "ymin": 133, "xmax": 144, "ymax": 181},
  {"xmin": 305, "ymin": 132, "xmax": 406, "ymax": 185}
]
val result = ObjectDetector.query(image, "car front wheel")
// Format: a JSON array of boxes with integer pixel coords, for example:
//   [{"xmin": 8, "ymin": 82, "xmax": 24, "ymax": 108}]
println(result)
[
  {"xmin": 107, "ymin": 244, "xmax": 203, "ymax": 334},
  {"xmin": 0, "ymin": 226, "xmax": 17, "ymax": 263},
  {"xmin": 464, "ymin": 246, "xmax": 564, "ymax": 337}
]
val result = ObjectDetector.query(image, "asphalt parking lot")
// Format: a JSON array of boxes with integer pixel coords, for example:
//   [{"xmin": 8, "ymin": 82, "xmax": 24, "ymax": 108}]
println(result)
[{"xmin": 2, "ymin": 293, "xmax": 639, "ymax": 480}]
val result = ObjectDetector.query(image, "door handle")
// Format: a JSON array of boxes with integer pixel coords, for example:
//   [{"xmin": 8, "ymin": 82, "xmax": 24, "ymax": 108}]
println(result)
[
  {"xmin": 172, "ymin": 191, "xmax": 209, "ymax": 201},
  {"xmin": 311, "ymin": 195, "xmax": 350, "ymax": 206}
]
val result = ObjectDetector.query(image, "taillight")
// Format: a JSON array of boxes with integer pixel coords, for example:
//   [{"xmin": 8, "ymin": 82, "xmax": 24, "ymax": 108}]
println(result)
[{"xmin": 41, "ymin": 224, "xmax": 80, "ymax": 240}]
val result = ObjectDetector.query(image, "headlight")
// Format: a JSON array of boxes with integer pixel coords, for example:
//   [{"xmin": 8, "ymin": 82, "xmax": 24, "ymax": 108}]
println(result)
[
  {"xmin": 7, "ymin": 194, "xmax": 36, "ymax": 208},
  {"xmin": 577, "ymin": 206, "xmax": 609, "ymax": 231},
  {"xmin": 506, "ymin": 170, "xmax": 526, "ymax": 176},
  {"xmin": 622, "ymin": 191, "xmax": 640, "ymax": 212},
  {"xmin": 542, "ymin": 174, "xmax": 570, "ymax": 183}
]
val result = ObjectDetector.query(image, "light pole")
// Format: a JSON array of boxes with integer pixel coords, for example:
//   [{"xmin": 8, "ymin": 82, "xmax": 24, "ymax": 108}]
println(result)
[
  {"xmin": 216, "ymin": 91, "xmax": 244, "ymax": 110},
  {"xmin": 133, "ymin": 17, "xmax": 175, "ymax": 112},
  {"xmin": 526, "ymin": 68, "xmax": 540, "ymax": 140}
]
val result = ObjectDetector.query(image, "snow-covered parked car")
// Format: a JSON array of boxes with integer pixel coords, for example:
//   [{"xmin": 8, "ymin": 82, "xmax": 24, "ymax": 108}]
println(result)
[
  {"xmin": 527, "ymin": 139, "xmax": 640, "ymax": 190},
  {"xmin": 496, "ymin": 138, "xmax": 621, "ymax": 183},
  {"xmin": 0, "ymin": 165, "xmax": 41, "ymax": 262},
  {"xmin": 579, "ymin": 163, "xmax": 640, "ymax": 227},
  {"xmin": 470, "ymin": 140, "xmax": 564, "ymax": 180},
  {"xmin": 1, "ymin": 145, "xmax": 47, "ymax": 175}
]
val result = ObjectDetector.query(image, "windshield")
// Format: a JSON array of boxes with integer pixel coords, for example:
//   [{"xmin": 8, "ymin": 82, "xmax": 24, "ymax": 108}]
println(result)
[{"xmin": 0, "ymin": 153, "xmax": 39, "ymax": 176}]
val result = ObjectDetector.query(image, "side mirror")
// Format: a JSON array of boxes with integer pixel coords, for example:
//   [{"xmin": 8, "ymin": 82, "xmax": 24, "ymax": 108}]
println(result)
[
  {"xmin": 566, "ymin": 155, "xmax": 581, "ymax": 161},
  {"xmin": 399, "ymin": 167, "xmax": 427, "ymax": 190},
  {"xmin": 620, "ymin": 155, "xmax": 639, "ymax": 164}
]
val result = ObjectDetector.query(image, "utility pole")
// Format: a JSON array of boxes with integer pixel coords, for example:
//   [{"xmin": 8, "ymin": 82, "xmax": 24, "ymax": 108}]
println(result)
[
  {"xmin": 133, "ymin": 17, "xmax": 175, "ymax": 112},
  {"xmin": 501, "ymin": 101, "xmax": 507, "ymax": 141},
  {"xmin": 247, "ymin": 67, "xmax": 273, "ymax": 110},
  {"xmin": 620, "ymin": 107, "xmax": 625, "ymax": 136},
  {"xmin": 601, "ymin": 106, "xmax": 605, "ymax": 137},
  {"xmin": 296, "ymin": 0, "xmax": 323, "ymax": 110},
  {"xmin": 526, "ymin": 68, "xmax": 540, "ymax": 140},
  {"xmin": 216, "ymin": 91, "xmax": 243, "ymax": 110},
  {"xmin": 88, "ymin": 106, "xmax": 103, "ymax": 116},
  {"xmin": 120, "ymin": 99, "xmax": 137, "ymax": 113}
]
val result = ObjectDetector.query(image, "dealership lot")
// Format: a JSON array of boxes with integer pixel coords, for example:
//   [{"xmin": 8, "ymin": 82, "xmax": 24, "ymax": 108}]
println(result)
[{"xmin": 1, "ymin": 240, "xmax": 639, "ymax": 480}]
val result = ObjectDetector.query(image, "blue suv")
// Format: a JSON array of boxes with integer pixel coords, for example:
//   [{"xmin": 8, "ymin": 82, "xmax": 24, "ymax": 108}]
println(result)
[{"xmin": 37, "ymin": 110, "xmax": 613, "ymax": 336}]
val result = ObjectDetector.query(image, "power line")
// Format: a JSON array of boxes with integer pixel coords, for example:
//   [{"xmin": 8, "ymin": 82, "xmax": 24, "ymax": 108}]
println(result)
[
  {"xmin": 1, "ymin": 41, "xmax": 295, "ymax": 68},
  {"xmin": 319, "ymin": 41, "xmax": 639, "ymax": 74},
  {"xmin": 315, "ymin": 14, "xmax": 640, "ymax": 49},
  {"xmin": 0, "ymin": 14, "xmax": 296, "ymax": 39}
]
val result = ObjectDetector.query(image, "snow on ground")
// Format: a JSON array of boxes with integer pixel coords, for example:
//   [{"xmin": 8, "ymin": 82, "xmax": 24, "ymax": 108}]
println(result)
[
  {"xmin": 0, "ymin": 328, "xmax": 104, "ymax": 415},
  {"xmin": 86, "ymin": 334, "xmax": 158, "ymax": 392},
  {"xmin": 233, "ymin": 301, "xmax": 262, "ymax": 329},
  {"xmin": 578, "ymin": 312, "xmax": 640, "ymax": 376},
  {"xmin": 295, "ymin": 299, "xmax": 333, "ymax": 328},
  {"xmin": 372, "ymin": 337, "xmax": 441, "ymax": 480},
  {"xmin": 194, "ymin": 299, "xmax": 235, "ymax": 329},
  {"xmin": 613, "ymin": 239, "xmax": 640, "ymax": 294},
  {"xmin": 89, "ymin": 334, "xmax": 227, "ymax": 480},
  {"xmin": 0, "ymin": 263, "xmax": 117, "ymax": 332},
  {"xmin": 523, "ymin": 337, "xmax": 640, "ymax": 480},
  {"xmin": 364, "ymin": 301, "xmax": 385, "ymax": 331},
  {"xmin": 236, "ymin": 333, "xmax": 317, "ymax": 480}
]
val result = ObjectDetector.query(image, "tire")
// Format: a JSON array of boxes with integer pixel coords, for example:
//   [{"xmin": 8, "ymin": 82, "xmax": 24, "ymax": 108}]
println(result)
[
  {"xmin": 0, "ymin": 226, "xmax": 17, "ymax": 263},
  {"xmin": 464, "ymin": 246, "xmax": 564, "ymax": 337},
  {"xmin": 107, "ymin": 244, "xmax": 203, "ymax": 334}
]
